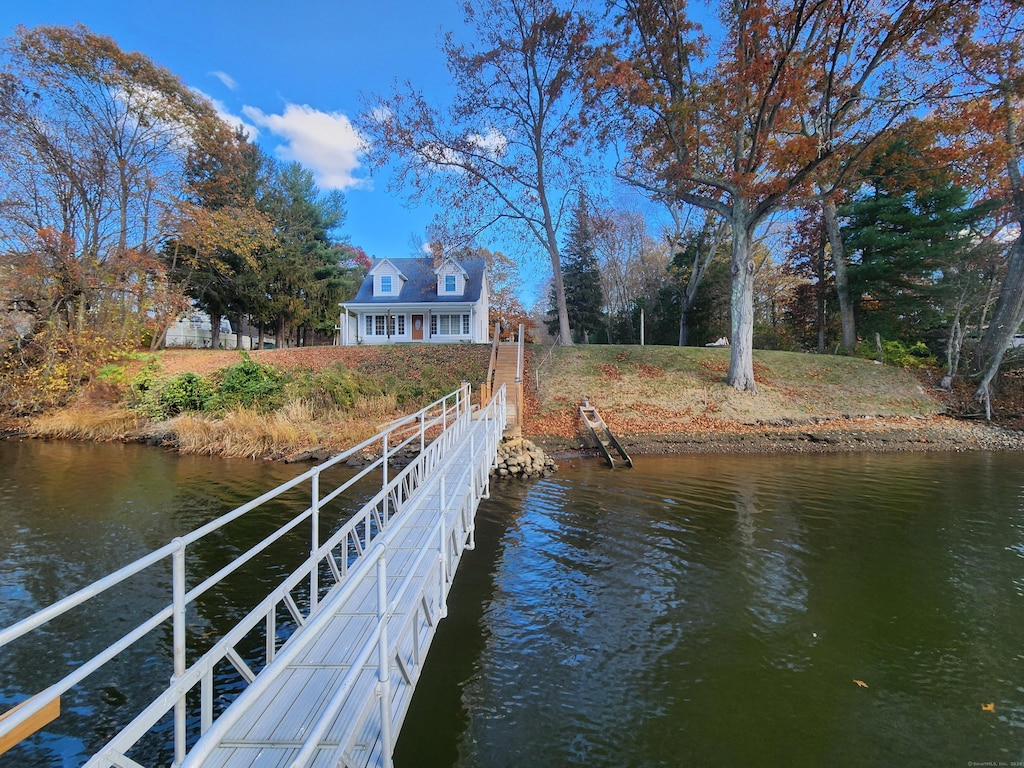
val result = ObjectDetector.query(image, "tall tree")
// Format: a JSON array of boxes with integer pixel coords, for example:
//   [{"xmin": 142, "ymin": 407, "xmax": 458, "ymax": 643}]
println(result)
[
  {"xmin": 359, "ymin": 0, "xmax": 593, "ymax": 345},
  {"xmin": 596, "ymin": 0, "xmax": 953, "ymax": 390},
  {"xmin": 946, "ymin": 1, "xmax": 1024, "ymax": 408},
  {"xmin": 843, "ymin": 167, "xmax": 991, "ymax": 346},
  {"xmin": 0, "ymin": 24, "xmax": 227, "ymax": 347},
  {"xmin": 256, "ymin": 161, "xmax": 349, "ymax": 347},
  {"xmin": 592, "ymin": 206, "xmax": 665, "ymax": 343},
  {"xmin": 666, "ymin": 209, "xmax": 727, "ymax": 346},
  {"xmin": 549, "ymin": 193, "xmax": 605, "ymax": 342},
  {"xmin": 165, "ymin": 130, "xmax": 274, "ymax": 349}
]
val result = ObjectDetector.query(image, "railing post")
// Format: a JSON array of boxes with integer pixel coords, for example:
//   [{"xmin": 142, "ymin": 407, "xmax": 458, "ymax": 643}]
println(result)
[
  {"xmin": 310, "ymin": 470, "xmax": 320, "ymax": 611},
  {"xmin": 438, "ymin": 513, "xmax": 448, "ymax": 620},
  {"xmin": 382, "ymin": 432, "xmax": 389, "ymax": 523},
  {"xmin": 376, "ymin": 551, "xmax": 394, "ymax": 768},
  {"xmin": 171, "ymin": 539, "xmax": 187, "ymax": 765}
]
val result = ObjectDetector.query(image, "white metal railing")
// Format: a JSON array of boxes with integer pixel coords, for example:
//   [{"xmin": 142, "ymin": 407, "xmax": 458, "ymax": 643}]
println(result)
[{"xmin": 0, "ymin": 383, "xmax": 506, "ymax": 767}]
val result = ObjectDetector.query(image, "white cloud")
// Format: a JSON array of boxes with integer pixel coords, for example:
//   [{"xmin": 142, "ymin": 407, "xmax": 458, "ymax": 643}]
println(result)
[
  {"xmin": 242, "ymin": 104, "xmax": 368, "ymax": 191},
  {"xmin": 209, "ymin": 71, "xmax": 239, "ymax": 91},
  {"xmin": 191, "ymin": 88, "xmax": 260, "ymax": 140},
  {"xmin": 468, "ymin": 128, "xmax": 507, "ymax": 157}
]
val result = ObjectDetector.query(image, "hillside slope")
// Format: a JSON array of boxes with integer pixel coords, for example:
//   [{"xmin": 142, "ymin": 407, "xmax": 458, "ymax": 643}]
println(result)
[{"xmin": 16, "ymin": 343, "xmax": 1024, "ymax": 457}]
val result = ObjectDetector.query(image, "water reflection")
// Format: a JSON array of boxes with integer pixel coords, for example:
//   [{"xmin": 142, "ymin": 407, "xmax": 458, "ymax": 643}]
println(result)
[
  {"xmin": 3, "ymin": 442, "xmax": 1024, "ymax": 767},
  {"xmin": 0, "ymin": 440, "xmax": 354, "ymax": 768},
  {"xmin": 398, "ymin": 452, "xmax": 1024, "ymax": 768}
]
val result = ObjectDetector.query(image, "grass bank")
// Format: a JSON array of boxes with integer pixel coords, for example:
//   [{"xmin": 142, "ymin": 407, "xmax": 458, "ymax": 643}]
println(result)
[
  {"xmin": 526, "ymin": 345, "xmax": 940, "ymax": 437},
  {"xmin": 23, "ymin": 345, "xmax": 491, "ymax": 459},
  {"xmin": 13, "ymin": 343, "xmax": 1022, "ymax": 459}
]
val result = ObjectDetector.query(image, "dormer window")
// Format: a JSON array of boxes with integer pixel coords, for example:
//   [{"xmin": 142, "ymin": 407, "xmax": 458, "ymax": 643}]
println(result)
[
  {"xmin": 381, "ymin": 275, "xmax": 392, "ymax": 293},
  {"xmin": 445, "ymin": 275, "xmax": 456, "ymax": 292}
]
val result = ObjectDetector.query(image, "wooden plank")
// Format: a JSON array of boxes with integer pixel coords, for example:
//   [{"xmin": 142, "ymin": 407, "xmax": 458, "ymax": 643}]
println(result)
[{"xmin": 0, "ymin": 694, "xmax": 60, "ymax": 755}]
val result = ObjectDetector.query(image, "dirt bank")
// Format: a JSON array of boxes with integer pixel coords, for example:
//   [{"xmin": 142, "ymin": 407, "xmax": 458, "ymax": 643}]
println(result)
[{"xmin": 531, "ymin": 414, "xmax": 1024, "ymax": 459}]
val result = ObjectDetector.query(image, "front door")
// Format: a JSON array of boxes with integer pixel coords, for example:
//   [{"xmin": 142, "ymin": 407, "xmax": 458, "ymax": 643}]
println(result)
[{"xmin": 412, "ymin": 314, "xmax": 424, "ymax": 341}]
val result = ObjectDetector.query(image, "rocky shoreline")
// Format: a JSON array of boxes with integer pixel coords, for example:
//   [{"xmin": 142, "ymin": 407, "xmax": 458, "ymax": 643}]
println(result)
[
  {"xmin": 531, "ymin": 415, "xmax": 1024, "ymax": 459},
  {"xmin": 5, "ymin": 414, "xmax": 1023, "ymax": 465}
]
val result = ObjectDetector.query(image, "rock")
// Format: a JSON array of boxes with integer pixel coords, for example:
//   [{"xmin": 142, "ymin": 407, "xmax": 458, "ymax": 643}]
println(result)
[{"xmin": 492, "ymin": 436, "xmax": 557, "ymax": 480}]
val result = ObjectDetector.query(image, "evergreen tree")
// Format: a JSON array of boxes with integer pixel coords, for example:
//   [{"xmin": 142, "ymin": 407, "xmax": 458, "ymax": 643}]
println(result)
[
  {"xmin": 547, "ymin": 194, "xmax": 605, "ymax": 343},
  {"xmin": 843, "ymin": 165, "xmax": 993, "ymax": 346},
  {"xmin": 255, "ymin": 161, "xmax": 351, "ymax": 346}
]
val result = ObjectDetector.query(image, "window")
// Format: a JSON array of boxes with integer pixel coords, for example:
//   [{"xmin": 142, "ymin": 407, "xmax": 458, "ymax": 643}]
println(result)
[
  {"xmin": 386, "ymin": 315, "xmax": 406, "ymax": 336},
  {"xmin": 380, "ymin": 275, "xmax": 392, "ymax": 293},
  {"xmin": 445, "ymin": 274, "xmax": 456, "ymax": 292},
  {"xmin": 365, "ymin": 314, "xmax": 405, "ymax": 337},
  {"xmin": 430, "ymin": 313, "xmax": 470, "ymax": 336}
]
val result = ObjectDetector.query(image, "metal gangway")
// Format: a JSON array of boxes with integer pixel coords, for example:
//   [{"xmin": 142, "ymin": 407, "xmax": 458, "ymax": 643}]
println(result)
[{"xmin": 0, "ymin": 383, "xmax": 506, "ymax": 768}]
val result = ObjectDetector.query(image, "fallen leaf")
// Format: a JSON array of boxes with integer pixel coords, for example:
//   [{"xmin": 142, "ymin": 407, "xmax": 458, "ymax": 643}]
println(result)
[
  {"xmin": 981, "ymin": 703, "xmax": 995, "ymax": 712},
  {"xmin": 853, "ymin": 679, "xmax": 869, "ymax": 688}
]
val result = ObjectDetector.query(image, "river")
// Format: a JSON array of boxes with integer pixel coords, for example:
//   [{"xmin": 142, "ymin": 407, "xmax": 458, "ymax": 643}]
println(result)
[{"xmin": 1, "ymin": 441, "xmax": 1022, "ymax": 767}]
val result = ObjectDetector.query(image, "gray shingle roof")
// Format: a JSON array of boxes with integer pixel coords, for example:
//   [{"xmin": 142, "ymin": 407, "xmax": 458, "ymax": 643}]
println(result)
[{"xmin": 349, "ymin": 257, "xmax": 486, "ymax": 305}]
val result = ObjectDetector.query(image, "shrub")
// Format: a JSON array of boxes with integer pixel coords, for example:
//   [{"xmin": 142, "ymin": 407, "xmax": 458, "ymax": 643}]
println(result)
[
  {"xmin": 160, "ymin": 373, "xmax": 214, "ymax": 415},
  {"xmin": 205, "ymin": 353, "xmax": 286, "ymax": 412},
  {"xmin": 284, "ymin": 365, "xmax": 382, "ymax": 412},
  {"xmin": 852, "ymin": 339, "xmax": 938, "ymax": 369}
]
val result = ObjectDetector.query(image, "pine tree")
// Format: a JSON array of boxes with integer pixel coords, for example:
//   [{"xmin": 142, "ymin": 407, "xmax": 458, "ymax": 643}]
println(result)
[
  {"xmin": 843, "ymin": 158, "xmax": 994, "ymax": 346},
  {"xmin": 547, "ymin": 195, "xmax": 605, "ymax": 342}
]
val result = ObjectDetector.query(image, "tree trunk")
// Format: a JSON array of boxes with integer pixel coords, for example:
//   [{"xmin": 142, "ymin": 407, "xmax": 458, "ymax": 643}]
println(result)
[
  {"xmin": 822, "ymin": 199, "xmax": 856, "ymax": 351},
  {"xmin": 210, "ymin": 310, "xmax": 221, "ymax": 349},
  {"xmin": 975, "ymin": 234, "xmax": 1024, "ymax": 404},
  {"xmin": 548, "ymin": 249, "xmax": 573, "ymax": 345},
  {"xmin": 816, "ymin": 229, "xmax": 826, "ymax": 354},
  {"xmin": 678, "ymin": 299, "xmax": 690, "ymax": 346},
  {"xmin": 727, "ymin": 206, "xmax": 757, "ymax": 392},
  {"xmin": 975, "ymin": 125, "xmax": 1024, "ymax": 407}
]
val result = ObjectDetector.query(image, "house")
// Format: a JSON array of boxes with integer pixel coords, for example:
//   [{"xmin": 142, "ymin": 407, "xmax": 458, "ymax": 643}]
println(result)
[
  {"xmin": 164, "ymin": 312, "xmax": 259, "ymax": 350},
  {"xmin": 338, "ymin": 255, "xmax": 490, "ymax": 345}
]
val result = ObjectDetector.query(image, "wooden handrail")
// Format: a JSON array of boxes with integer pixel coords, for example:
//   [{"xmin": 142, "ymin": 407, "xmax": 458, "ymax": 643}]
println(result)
[{"xmin": 0, "ymin": 695, "xmax": 60, "ymax": 755}]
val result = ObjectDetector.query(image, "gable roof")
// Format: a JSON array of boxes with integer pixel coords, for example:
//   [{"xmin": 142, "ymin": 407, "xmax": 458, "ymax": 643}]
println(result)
[
  {"xmin": 367, "ymin": 257, "xmax": 408, "ymax": 280},
  {"xmin": 350, "ymin": 256, "xmax": 487, "ymax": 305}
]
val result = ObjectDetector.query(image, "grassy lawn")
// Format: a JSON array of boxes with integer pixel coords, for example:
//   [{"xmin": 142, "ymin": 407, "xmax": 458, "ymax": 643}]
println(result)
[{"xmin": 526, "ymin": 344, "xmax": 941, "ymax": 437}]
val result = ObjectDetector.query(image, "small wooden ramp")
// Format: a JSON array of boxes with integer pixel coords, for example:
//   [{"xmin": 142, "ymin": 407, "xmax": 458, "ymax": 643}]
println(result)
[{"xmin": 579, "ymin": 401, "xmax": 633, "ymax": 468}]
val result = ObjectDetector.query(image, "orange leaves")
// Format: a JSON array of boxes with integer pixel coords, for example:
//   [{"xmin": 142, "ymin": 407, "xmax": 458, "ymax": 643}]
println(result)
[
  {"xmin": 981, "ymin": 702, "xmax": 995, "ymax": 712},
  {"xmin": 853, "ymin": 679, "xmax": 869, "ymax": 688}
]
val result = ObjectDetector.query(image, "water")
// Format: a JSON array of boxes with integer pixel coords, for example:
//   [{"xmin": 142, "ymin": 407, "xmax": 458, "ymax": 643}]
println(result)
[
  {"xmin": 0, "ymin": 440, "xmax": 358, "ymax": 767},
  {"xmin": 396, "ymin": 453, "xmax": 1024, "ymax": 768},
  {"xmin": 2, "ymin": 442, "xmax": 1023, "ymax": 767}
]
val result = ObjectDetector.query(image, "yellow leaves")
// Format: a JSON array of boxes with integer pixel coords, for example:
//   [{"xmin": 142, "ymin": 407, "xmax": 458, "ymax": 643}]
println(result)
[
  {"xmin": 981, "ymin": 702, "xmax": 995, "ymax": 712},
  {"xmin": 173, "ymin": 202, "xmax": 275, "ymax": 273},
  {"xmin": 853, "ymin": 679, "xmax": 869, "ymax": 688}
]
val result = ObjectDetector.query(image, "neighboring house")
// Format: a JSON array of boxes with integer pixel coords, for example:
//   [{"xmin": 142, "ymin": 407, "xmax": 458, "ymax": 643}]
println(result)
[
  {"xmin": 338, "ymin": 255, "xmax": 490, "ymax": 345},
  {"xmin": 165, "ymin": 312, "xmax": 254, "ymax": 350}
]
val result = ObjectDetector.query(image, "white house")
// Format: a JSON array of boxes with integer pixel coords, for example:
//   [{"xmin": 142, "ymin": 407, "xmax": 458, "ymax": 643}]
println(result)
[
  {"xmin": 165, "ymin": 312, "xmax": 254, "ymax": 350},
  {"xmin": 338, "ymin": 255, "xmax": 490, "ymax": 345}
]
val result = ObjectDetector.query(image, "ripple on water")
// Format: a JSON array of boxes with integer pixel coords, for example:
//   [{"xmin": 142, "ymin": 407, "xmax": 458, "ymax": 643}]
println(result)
[{"xmin": 448, "ymin": 452, "xmax": 1024, "ymax": 768}]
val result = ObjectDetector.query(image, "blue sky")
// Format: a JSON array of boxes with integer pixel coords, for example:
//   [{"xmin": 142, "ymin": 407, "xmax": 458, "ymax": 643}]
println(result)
[{"xmin": 0, "ymin": 0, "xmax": 469, "ymax": 263}]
